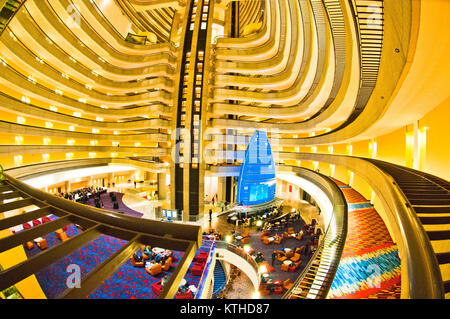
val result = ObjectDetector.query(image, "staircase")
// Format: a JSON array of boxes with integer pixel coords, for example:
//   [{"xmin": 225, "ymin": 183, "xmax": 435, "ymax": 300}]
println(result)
[
  {"xmin": 368, "ymin": 159, "xmax": 450, "ymax": 298},
  {"xmin": 212, "ymin": 261, "xmax": 226, "ymax": 298}
]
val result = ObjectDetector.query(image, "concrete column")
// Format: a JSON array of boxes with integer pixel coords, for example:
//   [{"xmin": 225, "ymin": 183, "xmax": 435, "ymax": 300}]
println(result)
[{"xmin": 158, "ymin": 172, "xmax": 168, "ymax": 200}]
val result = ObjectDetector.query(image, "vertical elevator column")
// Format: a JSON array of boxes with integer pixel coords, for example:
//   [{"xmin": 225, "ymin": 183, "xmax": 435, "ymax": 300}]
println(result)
[
  {"xmin": 173, "ymin": 0, "xmax": 213, "ymax": 222},
  {"xmin": 225, "ymin": 1, "xmax": 239, "ymax": 204}
]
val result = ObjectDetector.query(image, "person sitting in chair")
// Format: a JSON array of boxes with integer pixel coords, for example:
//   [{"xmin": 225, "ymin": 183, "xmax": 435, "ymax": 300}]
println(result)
[
  {"xmin": 133, "ymin": 253, "xmax": 143, "ymax": 263},
  {"xmin": 161, "ymin": 275, "xmax": 169, "ymax": 287},
  {"xmin": 142, "ymin": 245, "xmax": 152, "ymax": 257}
]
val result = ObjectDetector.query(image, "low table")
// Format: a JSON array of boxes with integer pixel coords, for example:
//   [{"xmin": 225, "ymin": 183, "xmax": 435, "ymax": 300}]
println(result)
[{"xmin": 283, "ymin": 260, "xmax": 293, "ymax": 266}]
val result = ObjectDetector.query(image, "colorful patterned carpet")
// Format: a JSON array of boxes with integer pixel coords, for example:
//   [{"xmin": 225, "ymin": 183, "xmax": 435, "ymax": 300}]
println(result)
[
  {"xmin": 19, "ymin": 204, "xmax": 214, "ymax": 299},
  {"xmin": 328, "ymin": 179, "xmax": 401, "ymax": 299}
]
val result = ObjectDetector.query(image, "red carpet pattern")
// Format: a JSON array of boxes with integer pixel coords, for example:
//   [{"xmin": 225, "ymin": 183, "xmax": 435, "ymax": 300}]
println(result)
[{"xmin": 328, "ymin": 178, "xmax": 401, "ymax": 299}]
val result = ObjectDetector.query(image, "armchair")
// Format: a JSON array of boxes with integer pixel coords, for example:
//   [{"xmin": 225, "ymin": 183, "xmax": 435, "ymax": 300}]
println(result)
[
  {"xmin": 147, "ymin": 263, "xmax": 162, "ymax": 276},
  {"xmin": 276, "ymin": 253, "xmax": 287, "ymax": 263},
  {"xmin": 283, "ymin": 278, "xmax": 294, "ymax": 290},
  {"xmin": 280, "ymin": 263, "xmax": 289, "ymax": 272},
  {"xmin": 162, "ymin": 257, "xmax": 172, "ymax": 271},
  {"xmin": 130, "ymin": 256, "xmax": 144, "ymax": 268},
  {"xmin": 290, "ymin": 253, "xmax": 301, "ymax": 263},
  {"xmin": 274, "ymin": 236, "xmax": 282, "ymax": 244}
]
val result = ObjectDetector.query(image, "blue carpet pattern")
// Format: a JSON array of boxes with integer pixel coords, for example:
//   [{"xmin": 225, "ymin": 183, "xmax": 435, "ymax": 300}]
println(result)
[
  {"xmin": 328, "ymin": 245, "xmax": 401, "ymax": 298},
  {"xmin": 89, "ymin": 250, "xmax": 184, "ymax": 299},
  {"xmin": 348, "ymin": 202, "xmax": 374, "ymax": 210},
  {"xmin": 24, "ymin": 220, "xmax": 81, "ymax": 259},
  {"xmin": 32, "ymin": 234, "xmax": 128, "ymax": 299},
  {"xmin": 212, "ymin": 261, "xmax": 226, "ymax": 298},
  {"xmin": 19, "ymin": 196, "xmax": 214, "ymax": 299}
]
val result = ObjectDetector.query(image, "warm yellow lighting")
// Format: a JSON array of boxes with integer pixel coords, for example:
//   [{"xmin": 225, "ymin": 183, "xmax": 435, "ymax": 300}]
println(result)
[
  {"xmin": 15, "ymin": 135, "xmax": 23, "ymax": 145},
  {"xmin": 42, "ymin": 153, "xmax": 50, "ymax": 162},
  {"xmin": 92, "ymin": 128, "xmax": 99, "ymax": 134},
  {"xmin": 256, "ymin": 220, "xmax": 263, "ymax": 227},
  {"xmin": 252, "ymin": 291, "xmax": 260, "ymax": 299},
  {"xmin": 27, "ymin": 76, "xmax": 36, "ymax": 84},
  {"xmin": 14, "ymin": 155, "xmax": 23, "ymax": 166},
  {"xmin": 243, "ymin": 245, "xmax": 251, "ymax": 253},
  {"xmin": 45, "ymin": 122, "xmax": 53, "ymax": 128},
  {"xmin": 225, "ymin": 235, "xmax": 232, "ymax": 243},
  {"xmin": 69, "ymin": 125, "xmax": 75, "ymax": 131},
  {"xmin": 21, "ymin": 96, "xmax": 30, "ymax": 104},
  {"xmin": 259, "ymin": 264, "xmax": 267, "ymax": 274},
  {"xmin": 49, "ymin": 105, "xmax": 58, "ymax": 112},
  {"xmin": 43, "ymin": 137, "xmax": 51, "ymax": 145},
  {"xmin": 67, "ymin": 138, "xmax": 75, "ymax": 145},
  {"xmin": 110, "ymin": 152, "xmax": 118, "ymax": 158},
  {"xmin": 73, "ymin": 112, "xmax": 81, "ymax": 118},
  {"xmin": 134, "ymin": 142, "xmax": 141, "ymax": 147},
  {"xmin": 55, "ymin": 89, "xmax": 63, "ymax": 96},
  {"xmin": 96, "ymin": 117, "xmax": 104, "ymax": 122},
  {"xmin": 66, "ymin": 153, "xmax": 74, "ymax": 160},
  {"xmin": 89, "ymin": 152, "xmax": 96, "ymax": 158},
  {"xmin": 90, "ymin": 140, "xmax": 98, "ymax": 146}
]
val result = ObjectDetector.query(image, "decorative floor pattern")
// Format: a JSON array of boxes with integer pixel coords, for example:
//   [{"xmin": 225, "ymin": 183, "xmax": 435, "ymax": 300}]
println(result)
[
  {"xmin": 328, "ymin": 179, "xmax": 401, "ymax": 299},
  {"xmin": 32, "ymin": 233, "xmax": 128, "ymax": 299}
]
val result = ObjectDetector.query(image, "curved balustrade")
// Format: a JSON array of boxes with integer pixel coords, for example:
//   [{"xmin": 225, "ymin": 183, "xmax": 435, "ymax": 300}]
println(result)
[
  {"xmin": 277, "ymin": 165, "xmax": 347, "ymax": 299},
  {"xmin": 0, "ymin": 172, "xmax": 201, "ymax": 299},
  {"xmin": 277, "ymin": 152, "xmax": 445, "ymax": 298}
]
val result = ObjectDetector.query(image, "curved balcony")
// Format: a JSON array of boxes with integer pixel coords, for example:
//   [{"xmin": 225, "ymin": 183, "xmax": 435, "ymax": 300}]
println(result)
[{"xmin": 0, "ymin": 168, "xmax": 201, "ymax": 299}]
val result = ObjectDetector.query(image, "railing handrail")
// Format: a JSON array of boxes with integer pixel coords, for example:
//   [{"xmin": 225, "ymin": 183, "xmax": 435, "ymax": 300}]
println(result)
[
  {"xmin": 278, "ymin": 165, "xmax": 347, "ymax": 299},
  {"xmin": 278, "ymin": 152, "xmax": 445, "ymax": 299},
  {"xmin": 214, "ymin": 240, "xmax": 260, "ymax": 274}
]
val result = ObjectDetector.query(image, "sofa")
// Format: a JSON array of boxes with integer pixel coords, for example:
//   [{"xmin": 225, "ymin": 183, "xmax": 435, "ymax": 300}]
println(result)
[{"xmin": 175, "ymin": 290, "xmax": 193, "ymax": 299}]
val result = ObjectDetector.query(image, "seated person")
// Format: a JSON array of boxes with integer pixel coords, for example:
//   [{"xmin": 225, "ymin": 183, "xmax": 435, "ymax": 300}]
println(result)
[
  {"xmin": 145, "ymin": 259, "xmax": 157, "ymax": 270},
  {"xmin": 154, "ymin": 253, "xmax": 163, "ymax": 263},
  {"xmin": 178, "ymin": 285, "xmax": 188, "ymax": 294},
  {"xmin": 133, "ymin": 253, "xmax": 143, "ymax": 263},
  {"xmin": 142, "ymin": 245, "xmax": 152, "ymax": 257},
  {"xmin": 161, "ymin": 275, "xmax": 169, "ymax": 287}
]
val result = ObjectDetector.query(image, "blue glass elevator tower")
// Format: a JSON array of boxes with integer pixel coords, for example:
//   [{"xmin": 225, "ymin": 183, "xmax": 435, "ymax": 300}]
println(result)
[{"xmin": 236, "ymin": 131, "xmax": 276, "ymax": 206}]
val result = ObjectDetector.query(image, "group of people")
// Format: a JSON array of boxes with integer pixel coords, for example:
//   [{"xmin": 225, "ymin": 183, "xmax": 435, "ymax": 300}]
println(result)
[
  {"xmin": 202, "ymin": 229, "xmax": 223, "ymax": 241},
  {"xmin": 132, "ymin": 245, "xmax": 172, "ymax": 270},
  {"xmin": 55, "ymin": 186, "xmax": 106, "ymax": 204}
]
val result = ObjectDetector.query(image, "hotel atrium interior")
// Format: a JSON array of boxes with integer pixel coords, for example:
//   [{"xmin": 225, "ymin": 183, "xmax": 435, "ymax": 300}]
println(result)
[{"xmin": 0, "ymin": 0, "xmax": 449, "ymax": 301}]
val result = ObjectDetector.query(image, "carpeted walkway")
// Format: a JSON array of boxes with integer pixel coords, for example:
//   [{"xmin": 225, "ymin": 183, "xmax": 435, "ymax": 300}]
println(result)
[
  {"xmin": 21, "ymin": 193, "xmax": 215, "ymax": 299},
  {"xmin": 86, "ymin": 191, "xmax": 143, "ymax": 218},
  {"xmin": 328, "ymin": 179, "xmax": 401, "ymax": 299}
]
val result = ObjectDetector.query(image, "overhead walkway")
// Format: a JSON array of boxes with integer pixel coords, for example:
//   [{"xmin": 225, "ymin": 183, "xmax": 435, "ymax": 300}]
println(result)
[{"xmin": 0, "ymin": 166, "xmax": 201, "ymax": 299}]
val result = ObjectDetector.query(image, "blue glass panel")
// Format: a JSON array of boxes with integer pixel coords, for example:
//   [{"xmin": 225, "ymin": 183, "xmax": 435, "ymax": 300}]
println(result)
[{"xmin": 236, "ymin": 131, "xmax": 276, "ymax": 206}]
